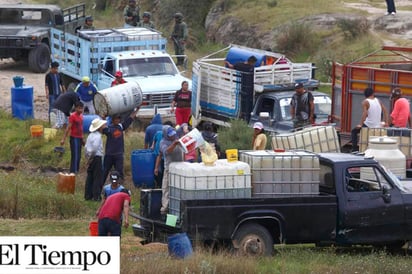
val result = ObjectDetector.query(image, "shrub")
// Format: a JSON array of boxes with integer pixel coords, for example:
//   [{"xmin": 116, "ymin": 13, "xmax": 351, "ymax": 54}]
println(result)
[
  {"xmin": 275, "ymin": 23, "xmax": 320, "ymax": 57},
  {"xmin": 337, "ymin": 18, "xmax": 370, "ymax": 39},
  {"xmin": 218, "ymin": 119, "xmax": 254, "ymax": 152}
]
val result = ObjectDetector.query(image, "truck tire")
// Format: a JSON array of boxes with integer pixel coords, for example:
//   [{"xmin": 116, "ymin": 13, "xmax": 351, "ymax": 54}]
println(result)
[
  {"xmin": 233, "ymin": 223, "xmax": 274, "ymax": 256},
  {"xmin": 28, "ymin": 43, "xmax": 50, "ymax": 73}
]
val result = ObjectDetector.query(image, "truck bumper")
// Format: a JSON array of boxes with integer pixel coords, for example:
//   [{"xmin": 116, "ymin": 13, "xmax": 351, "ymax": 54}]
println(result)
[
  {"xmin": 136, "ymin": 107, "xmax": 175, "ymax": 121},
  {"xmin": 129, "ymin": 211, "xmax": 181, "ymax": 245}
]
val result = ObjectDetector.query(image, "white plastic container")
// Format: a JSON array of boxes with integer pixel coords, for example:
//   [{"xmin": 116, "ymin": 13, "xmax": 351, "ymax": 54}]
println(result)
[
  {"xmin": 93, "ymin": 81, "xmax": 143, "ymax": 117},
  {"xmin": 168, "ymin": 160, "xmax": 252, "ymax": 218},
  {"xmin": 239, "ymin": 150, "xmax": 320, "ymax": 197},
  {"xmin": 271, "ymin": 126, "xmax": 340, "ymax": 153},
  {"xmin": 362, "ymin": 136, "xmax": 406, "ymax": 179}
]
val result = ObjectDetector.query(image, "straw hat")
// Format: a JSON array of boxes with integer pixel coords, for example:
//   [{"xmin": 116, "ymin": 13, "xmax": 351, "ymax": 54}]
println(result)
[{"xmin": 89, "ymin": 118, "xmax": 107, "ymax": 132}]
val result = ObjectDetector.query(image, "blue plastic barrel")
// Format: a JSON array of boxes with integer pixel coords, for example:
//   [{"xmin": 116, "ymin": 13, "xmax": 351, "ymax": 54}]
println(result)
[
  {"xmin": 83, "ymin": 114, "xmax": 100, "ymax": 134},
  {"xmin": 11, "ymin": 86, "xmax": 34, "ymax": 120},
  {"xmin": 225, "ymin": 47, "xmax": 265, "ymax": 68},
  {"xmin": 168, "ymin": 233, "xmax": 193, "ymax": 259},
  {"xmin": 131, "ymin": 149, "xmax": 156, "ymax": 188}
]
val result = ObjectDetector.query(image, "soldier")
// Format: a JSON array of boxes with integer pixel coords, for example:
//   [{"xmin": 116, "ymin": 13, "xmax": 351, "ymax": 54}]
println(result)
[
  {"xmin": 81, "ymin": 16, "xmax": 95, "ymax": 31},
  {"xmin": 123, "ymin": 0, "xmax": 139, "ymax": 27},
  {"xmin": 171, "ymin": 12, "xmax": 188, "ymax": 66},
  {"xmin": 137, "ymin": 11, "xmax": 155, "ymax": 29}
]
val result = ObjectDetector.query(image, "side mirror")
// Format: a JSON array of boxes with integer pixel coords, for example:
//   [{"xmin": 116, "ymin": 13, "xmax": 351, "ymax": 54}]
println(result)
[{"xmin": 382, "ymin": 185, "xmax": 391, "ymax": 203}]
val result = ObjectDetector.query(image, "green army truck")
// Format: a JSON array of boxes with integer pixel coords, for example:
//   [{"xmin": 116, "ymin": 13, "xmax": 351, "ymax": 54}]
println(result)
[{"xmin": 0, "ymin": 3, "xmax": 85, "ymax": 73}]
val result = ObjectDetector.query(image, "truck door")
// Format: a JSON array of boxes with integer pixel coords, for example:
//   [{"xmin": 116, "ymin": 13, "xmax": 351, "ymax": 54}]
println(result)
[
  {"xmin": 191, "ymin": 61, "xmax": 201, "ymax": 121},
  {"xmin": 339, "ymin": 165, "xmax": 404, "ymax": 244},
  {"xmin": 98, "ymin": 57, "xmax": 115, "ymax": 90},
  {"xmin": 249, "ymin": 96, "xmax": 275, "ymax": 128}
]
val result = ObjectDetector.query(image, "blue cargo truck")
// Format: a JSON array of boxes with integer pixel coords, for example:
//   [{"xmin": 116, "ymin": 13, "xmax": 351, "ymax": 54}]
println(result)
[{"xmin": 50, "ymin": 27, "xmax": 190, "ymax": 118}]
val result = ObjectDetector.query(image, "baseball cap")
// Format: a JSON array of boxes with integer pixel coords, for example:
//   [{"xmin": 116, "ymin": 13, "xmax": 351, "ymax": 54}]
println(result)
[
  {"xmin": 295, "ymin": 83, "xmax": 304, "ymax": 89},
  {"xmin": 253, "ymin": 122, "xmax": 264, "ymax": 130},
  {"xmin": 167, "ymin": 127, "xmax": 176, "ymax": 137},
  {"xmin": 110, "ymin": 171, "xmax": 120, "ymax": 183},
  {"xmin": 391, "ymin": 88, "xmax": 401, "ymax": 99},
  {"xmin": 82, "ymin": 76, "xmax": 90, "ymax": 82},
  {"xmin": 115, "ymin": 71, "xmax": 123, "ymax": 77}
]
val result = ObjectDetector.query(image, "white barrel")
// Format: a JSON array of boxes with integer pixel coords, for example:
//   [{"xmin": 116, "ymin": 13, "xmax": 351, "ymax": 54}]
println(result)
[
  {"xmin": 93, "ymin": 82, "xmax": 143, "ymax": 117},
  {"xmin": 363, "ymin": 136, "xmax": 406, "ymax": 179}
]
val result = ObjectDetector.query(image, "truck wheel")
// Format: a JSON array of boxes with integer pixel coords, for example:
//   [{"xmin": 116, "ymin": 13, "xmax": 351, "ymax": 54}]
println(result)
[
  {"xmin": 28, "ymin": 43, "xmax": 50, "ymax": 73},
  {"xmin": 233, "ymin": 224, "xmax": 274, "ymax": 256}
]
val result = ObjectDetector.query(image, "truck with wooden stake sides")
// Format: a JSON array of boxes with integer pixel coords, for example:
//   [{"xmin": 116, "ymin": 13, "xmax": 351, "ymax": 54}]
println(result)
[
  {"xmin": 0, "ymin": 3, "xmax": 85, "ymax": 73},
  {"xmin": 50, "ymin": 26, "xmax": 190, "ymax": 118},
  {"xmin": 191, "ymin": 44, "xmax": 331, "ymax": 132},
  {"xmin": 330, "ymin": 46, "xmax": 412, "ymax": 152},
  {"xmin": 131, "ymin": 151, "xmax": 412, "ymax": 256}
]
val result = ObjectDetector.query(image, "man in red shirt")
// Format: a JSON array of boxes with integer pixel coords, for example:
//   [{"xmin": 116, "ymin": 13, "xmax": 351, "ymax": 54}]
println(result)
[
  {"xmin": 98, "ymin": 188, "xmax": 131, "ymax": 236},
  {"xmin": 390, "ymin": 88, "xmax": 411, "ymax": 128},
  {"xmin": 61, "ymin": 101, "xmax": 84, "ymax": 173}
]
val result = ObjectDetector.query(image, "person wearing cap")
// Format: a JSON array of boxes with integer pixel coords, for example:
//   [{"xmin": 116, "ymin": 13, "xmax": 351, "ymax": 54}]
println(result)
[
  {"xmin": 137, "ymin": 11, "xmax": 155, "ymax": 29},
  {"xmin": 350, "ymin": 87, "xmax": 388, "ymax": 152},
  {"xmin": 111, "ymin": 71, "xmax": 127, "ymax": 87},
  {"xmin": 225, "ymin": 56, "xmax": 258, "ymax": 122},
  {"xmin": 84, "ymin": 118, "xmax": 107, "ymax": 201},
  {"xmin": 123, "ymin": 0, "xmax": 140, "ymax": 27},
  {"xmin": 154, "ymin": 125, "xmax": 184, "ymax": 216},
  {"xmin": 80, "ymin": 16, "xmax": 95, "ymax": 31},
  {"xmin": 45, "ymin": 61, "xmax": 66, "ymax": 123},
  {"xmin": 96, "ymin": 170, "xmax": 125, "ymax": 216},
  {"xmin": 60, "ymin": 101, "xmax": 84, "ymax": 173},
  {"xmin": 171, "ymin": 12, "xmax": 188, "ymax": 66},
  {"xmin": 390, "ymin": 88, "xmax": 410, "ymax": 128},
  {"xmin": 74, "ymin": 76, "xmax": 98, "ymax": 114},
  {"xmin": 102, "ymin": 107, "xmax": 140, "ymax": 184},
  {"xmin": 98, "ymin": 188, "xmax": 131, "ymax": 236},
  {"xmin": 252, "ymin": 122, "xmax": 267, "ymax": 150},
  {"xmin": 290, "ymin": 82, "xmax": 315, "ymax": 129}
]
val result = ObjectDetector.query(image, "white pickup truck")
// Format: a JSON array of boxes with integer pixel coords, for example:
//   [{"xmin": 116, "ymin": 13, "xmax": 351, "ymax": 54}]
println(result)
[
  {"xmin": 50, "ymin": 27, "xmax": 190, "ymax": 118},
  {"xmin": 191, "ymin": 45, "xmax": 331, "ymax": 132}
]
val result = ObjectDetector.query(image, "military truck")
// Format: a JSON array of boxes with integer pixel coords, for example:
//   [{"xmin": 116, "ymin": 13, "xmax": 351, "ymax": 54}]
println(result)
[{"xmin": 0, "ymin": 3, "xmax": 85, "ymax": 73}]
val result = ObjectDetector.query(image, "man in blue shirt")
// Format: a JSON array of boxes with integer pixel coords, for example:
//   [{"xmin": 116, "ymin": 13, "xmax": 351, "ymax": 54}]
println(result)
[
  {"xmin": 74, "ymin": 76, "xmax": 98, "ymax": 114},
  {"xmin": 45, "ymin": 61, "xmax": 65, "ymax": 122}
]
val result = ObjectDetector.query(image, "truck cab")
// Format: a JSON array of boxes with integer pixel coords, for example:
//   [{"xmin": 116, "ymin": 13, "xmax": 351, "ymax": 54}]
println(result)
[
  {"xmin": 98, "ymin": 50, "xmax": 191, "ymax": 118},
  {"xmin": 249, "ymin": 90, "xmax": 332, "ymax": 133}
]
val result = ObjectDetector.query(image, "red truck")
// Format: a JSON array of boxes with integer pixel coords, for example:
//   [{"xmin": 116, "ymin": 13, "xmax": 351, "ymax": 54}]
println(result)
[{"xmin": 330, "ymin": 46, "xmax": 412, "ymax": 151}]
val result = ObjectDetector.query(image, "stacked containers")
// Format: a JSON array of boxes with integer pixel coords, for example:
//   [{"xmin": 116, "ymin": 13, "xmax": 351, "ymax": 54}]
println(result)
[
  {"xmin": 271, "ymin": 126, "xmax": 340, "ymax": 153},
  {"xmin": 239, "ymin": 150, "xmax": 320, "ymax": 197},
  {"xmin": 168, "ymin": 160, "xmax": 251, "ymax": 218}
]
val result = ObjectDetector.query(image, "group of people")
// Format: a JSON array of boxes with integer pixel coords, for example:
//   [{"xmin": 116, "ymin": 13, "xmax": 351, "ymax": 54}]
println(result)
[{"xmin": 351, "ymin": 87, "xmax": 410, "ymax": 152}]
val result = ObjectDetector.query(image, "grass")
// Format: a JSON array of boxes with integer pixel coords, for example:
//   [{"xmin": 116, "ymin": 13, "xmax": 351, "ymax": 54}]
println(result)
[
  {"xmin": 2, "ymin": 110, "xmax": 412, "ymax": 272},
  {"xmin": 2, "ymin": 217, "xmax": 412, "ymax": 274}
]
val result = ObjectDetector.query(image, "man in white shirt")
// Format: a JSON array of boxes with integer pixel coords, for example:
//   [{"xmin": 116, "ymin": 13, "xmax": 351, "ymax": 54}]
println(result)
[
  {"xmin": 85, "ymin": 118, "xmax": 107, "ymax": 201},
  {"xmin": 351, "ymin": 88, "xmax": 388, "ymax": 152}
]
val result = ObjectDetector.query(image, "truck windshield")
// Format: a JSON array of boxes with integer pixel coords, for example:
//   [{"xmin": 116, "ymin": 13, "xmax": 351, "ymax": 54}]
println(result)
[
  {"xmin": 119, "ymin": 56, "xmax": 178, "ymax": 77},
  {"xmin": 279, "ymin": 95, "xmax": 332, "ymax": 120},
  {"xmin": 0, "ymin": 9, "xmax": 51, "ymax": 25}
]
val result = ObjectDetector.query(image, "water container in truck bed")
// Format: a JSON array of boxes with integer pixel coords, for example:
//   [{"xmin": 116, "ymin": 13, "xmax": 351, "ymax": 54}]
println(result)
[
  {"xmin": 239, "ymin": 150, "xmax": 320, "ymax": 197},
  {"xmin": 168, "ymin": 159, "xmax": 252, "ymax": 218}
]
